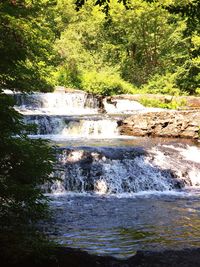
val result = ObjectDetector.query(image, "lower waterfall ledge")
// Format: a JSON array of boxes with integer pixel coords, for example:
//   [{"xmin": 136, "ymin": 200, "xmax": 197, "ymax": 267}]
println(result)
[
  {"xmin": 119, "ymin": 110, "xmax": 200, "ymax": 139},
  {"xmin": 2, "ymin": 247, "xmax": 200, "ymax": 267}
]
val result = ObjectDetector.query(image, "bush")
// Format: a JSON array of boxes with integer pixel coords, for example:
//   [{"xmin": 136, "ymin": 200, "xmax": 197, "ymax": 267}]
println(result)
[
  {"xmin": 80, "ymin": 70, "xmax": 136, "ymax": 96},
  {"xmin": 55, "ymin": 64, "xmax": 82, "ymax": 89},
  {"xmin": 139, "ymin": 96, "xmax": 186, "ymax": 109},
  {"xmin": 142, "ymin": 73, "xmax": 183, "ymax": 96}
]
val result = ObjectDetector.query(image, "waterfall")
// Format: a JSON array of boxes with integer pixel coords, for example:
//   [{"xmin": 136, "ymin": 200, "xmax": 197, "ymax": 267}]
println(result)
[
  {"xmin": 11, "ymin": 90, "xmax": 200, "ymax": 257},
  {"xmin": 61, "ymin": 119, "xmax": 119, "ymax": 138},
  {"xmin": 14, "ymin": 92, "xmax": 123, "ymax": 139},
  {"xmin": 11, "ymin": 90, "xmax": 200, "ymax": 195},
  {"xmin": 24, "ymin": 115, "xmax": 119, "ymax": 138},
  {"xmin": 47, "ymin": 144, "xmax": 200, "ymax": 195},
  {"xmin": 24, "ymin": 115, "xmax": 66, "ymax": 135},
  {"xmin": 13, "ymin": 92, "xmax": 99, "ymax": 115},
  {"xmin": 103, "ymin": 98, "xmax": 145, "ymax": 113}
]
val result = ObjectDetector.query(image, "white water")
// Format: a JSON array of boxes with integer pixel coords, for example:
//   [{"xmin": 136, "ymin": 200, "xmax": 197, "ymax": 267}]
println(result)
[
  {"xmin": 61, "ymin": 119, "xmax": 119, "ymax": 138},
  {"xmin": 14, "ymin": 91, "xmax": 163, "ymax": 116},
  {"xmin": 45, "ymin": 143, "xmax": 200, "ymax": 196},
  {"xmin": 14, "ymin": 91, "xmax": 165, "ymax": 140},
  {"xmin": 103, "ymin": 98, "xmax": 145, "ymax": 113},
  {"xmin": 12, "ymin": 91, "xmax": 200, "ymax": 195},
  {"xmin": 25, "ymin": 116, "xmax": 120, "ymax": 139},
  {"xmin": 14, "ymin": 92, "xmax": 98, "ymax": 115},
  {"xmin": 15, "ymin": 92, "xmax": 124, "ymax": 139},
  {"xmin": 163, "ymin": 144, "xmax": 200, "ymax": 163},
  {"xmin": 12, "ymin": 90, "xmax": 200, "ymax": 257}
]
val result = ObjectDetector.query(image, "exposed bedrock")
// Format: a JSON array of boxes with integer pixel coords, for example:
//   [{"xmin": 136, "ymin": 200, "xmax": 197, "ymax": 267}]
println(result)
[{"xmin": 119, "ymin": 110, "xmax": 200, "ymax": 139}]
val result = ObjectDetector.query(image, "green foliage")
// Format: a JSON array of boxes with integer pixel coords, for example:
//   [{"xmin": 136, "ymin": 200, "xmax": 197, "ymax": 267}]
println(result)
[
  {"xmin": 107, "ymin": 0, "xmax": 188, "ymax": 85},
  {"xmin": 0, "ymin": 1, "xmax": 57, "ymax": 263},
  {"xmin": 54, "ymin": 0, "xmax": 198, "ymax": 95},
  {"xmin": 0, "ymin": 0, "xmax": 57, "ymax": 92},
  {"xmin": 55, "ymin": 0, "xmax": 106, "ymax": 73},
  {"xmin": 142, "ymin": 73, "xmax": 182, "ymax": 95},
  {"xmin": 139, "ymin": 96, "xmax": 187, "ymax": 109},
  {"xmin": 54, "ymin": 64, "xmax": 82, "ymax": 89},
  {"xmin": 0, "ymin": 92, "xmax": 56, "ymax": 263},
  {"xmin": 166, "ymin": 0, "xmax": 200, "ymax": 95},
  {"xmin": 81, "ymin": 70, "xmax": 136, "ymax": 95},
  {"xmin": 175, "ymin": 33, "xmax": 200, "ymax": 94}
]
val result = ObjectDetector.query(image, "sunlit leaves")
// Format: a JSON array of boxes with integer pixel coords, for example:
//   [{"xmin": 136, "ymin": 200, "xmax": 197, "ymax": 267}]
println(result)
[
  {"xmin": 0, "ymin": 0, "xmax": 57, "ymax": 92},
  {"xmin": 54, "ymin": 0, "xmax": 199, "ymax": 94}
]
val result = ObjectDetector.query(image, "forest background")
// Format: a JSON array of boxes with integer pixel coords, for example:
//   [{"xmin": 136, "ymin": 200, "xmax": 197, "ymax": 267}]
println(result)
[{"xmin": 1, "ymin": 0, "xmax": 200, "ymax": 96}]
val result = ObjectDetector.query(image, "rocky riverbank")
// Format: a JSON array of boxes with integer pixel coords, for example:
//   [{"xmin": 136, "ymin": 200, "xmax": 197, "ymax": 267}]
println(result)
[
  {"xmin": 119, "ymin": 110, "xmax": 200, "ymax": 139},
  {"xmin": 3, "ymin": 247, "xmax": 200, "ymax": 267}
]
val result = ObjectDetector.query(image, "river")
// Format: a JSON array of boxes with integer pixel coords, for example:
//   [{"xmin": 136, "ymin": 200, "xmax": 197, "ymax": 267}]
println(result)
[{"xmin": 12, "ymin": 90, "xmax": 200, "ymax": 258}]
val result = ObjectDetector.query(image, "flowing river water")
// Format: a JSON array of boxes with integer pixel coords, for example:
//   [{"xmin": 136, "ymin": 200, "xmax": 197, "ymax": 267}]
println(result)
[{"xmin": 13, "ymin": 90, "xmax": 200, "ymax": 258}]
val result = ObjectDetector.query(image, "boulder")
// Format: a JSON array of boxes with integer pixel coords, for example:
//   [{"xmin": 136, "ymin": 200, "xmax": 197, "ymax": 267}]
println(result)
[{"xmin": 119, "ymin": 110, "xmax": 200, "ymax": 139}]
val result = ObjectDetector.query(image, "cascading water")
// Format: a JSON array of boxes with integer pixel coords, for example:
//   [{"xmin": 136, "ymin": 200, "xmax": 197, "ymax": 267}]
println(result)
[
  {"xmin": 12, "ymin": 90, "xmax": 200, "ymax": 258},
  {"xmin": 24, "ymin": 115, "xmax": 120, "ymax": 139},
  {"xmin": 16, "ymin": 92, "xmax": 126, "ymax": 139},
  {"xmin": 48, "ymin": 144, "xmax": 200, "ymax": 195},
  {"xmin": 13, "ymin": 91, "xmax": 99, "ymax": 115}
]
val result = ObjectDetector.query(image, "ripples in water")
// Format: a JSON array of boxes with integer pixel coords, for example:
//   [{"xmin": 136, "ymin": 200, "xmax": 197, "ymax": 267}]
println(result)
[{"xmin": 47, "ymin": 191, "xmax": 200, "ymax": 258}]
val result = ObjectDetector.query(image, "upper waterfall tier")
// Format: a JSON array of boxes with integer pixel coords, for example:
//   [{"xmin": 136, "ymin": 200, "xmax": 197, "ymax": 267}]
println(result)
[
  {"xmin": 12, "ymin": 91, "xmax": 154, "ymax": 115},
  {"xmin": 13, "ymin": 91, "xmax": 100, "ymax": 115},
  {"xmin": 12, "ymin": 91, "xmax": 150, "ymax": 140}
]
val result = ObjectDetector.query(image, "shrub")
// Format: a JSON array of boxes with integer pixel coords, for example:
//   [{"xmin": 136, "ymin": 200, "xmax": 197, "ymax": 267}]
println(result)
[
  {"xmin": 139, "ymin": 96, "xmax": 186, "ymax": 109},
  {"xmin": 142, "ymin": 73, "xmax": 183, "ymax": 96},
  {"xmin": 80, "ymin": 70, "xmax": 136, "ymax": 96},
  {"xmin": 54, "ymin": 64, "xmax": 82, "ymax": 89}
]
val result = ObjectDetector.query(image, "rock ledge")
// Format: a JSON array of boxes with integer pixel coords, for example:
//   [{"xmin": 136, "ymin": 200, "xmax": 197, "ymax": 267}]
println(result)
[{"xmin": 119, "ymin": 110, "xmax": 200, "ymax": 139}]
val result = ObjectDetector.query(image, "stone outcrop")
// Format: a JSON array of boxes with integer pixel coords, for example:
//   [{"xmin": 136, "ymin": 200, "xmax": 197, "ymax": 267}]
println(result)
[{"xmin": 119, "ymin": 110, "xmax": 200, "ymax": 139}]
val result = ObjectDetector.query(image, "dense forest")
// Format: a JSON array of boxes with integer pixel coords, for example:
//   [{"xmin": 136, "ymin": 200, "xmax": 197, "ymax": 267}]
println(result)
[
  {"xmin": 55, "ymin": 0, "xmax": 200, "ymax": 96},
  {"xmin": 0, "ymin": 0, "xmax": 200, "ymax": 96},
  {"xmin": 0, "ymin": 0, "xmax": 199, "ymax": 264}
]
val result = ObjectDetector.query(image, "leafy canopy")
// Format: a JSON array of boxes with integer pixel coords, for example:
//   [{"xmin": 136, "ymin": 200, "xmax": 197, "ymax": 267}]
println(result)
[
  {"xmin": 0, "ymin": 0, "xmax": 57, "ymax": 92},
  {"xmin": 55, "ymin": 0, "xmax": 200, "ymax": 95}
]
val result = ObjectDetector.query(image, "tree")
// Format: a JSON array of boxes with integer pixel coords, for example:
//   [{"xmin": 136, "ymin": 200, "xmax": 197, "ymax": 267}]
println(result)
[
  {"xmin": 0, "ymin": 0, "xmax": 57, "ymax": 92},
  {"xmin": 105, "ymin": 0, "xmax": 189, "ymax": 87},
  {"xmin": 0, "ymin": 93, "xmax": 56, "ymax": 263},
  {"xmin": 55, "ymin": 0, "xmax": 190, "ymax": 95},
  {"xmin": 167, "ymin": 0, "xmax": 200, "ymax": 94},
  {"xmin": 0, "ymin": 0, "xmax": 57, "ymax": 263},
  {"xmin": 55, "ymin": 0, "xmax": 139, "ymax": 95}
]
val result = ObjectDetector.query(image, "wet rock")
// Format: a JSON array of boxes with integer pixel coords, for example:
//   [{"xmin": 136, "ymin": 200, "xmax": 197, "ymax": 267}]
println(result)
[{"xmin": 119, "ymin": 110, "xmax": 200, "ymax": 139}]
